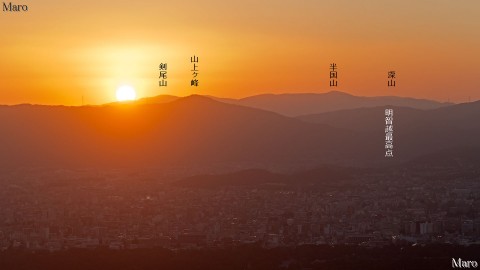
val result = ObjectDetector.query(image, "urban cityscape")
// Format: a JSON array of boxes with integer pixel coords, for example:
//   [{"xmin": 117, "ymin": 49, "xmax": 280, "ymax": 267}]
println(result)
[{"xmin": 1, "ymin": 163, "xmax": 478, "ymax": 252}]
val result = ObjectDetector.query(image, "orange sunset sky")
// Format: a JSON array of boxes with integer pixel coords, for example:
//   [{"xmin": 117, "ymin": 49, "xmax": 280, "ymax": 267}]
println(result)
[{"xmin": 1, "ymin": 0, "xmax": 479, "ymax": 105}]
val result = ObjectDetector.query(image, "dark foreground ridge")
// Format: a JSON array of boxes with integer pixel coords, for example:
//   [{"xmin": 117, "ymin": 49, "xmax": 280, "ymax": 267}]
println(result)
[{"xmin": 0, "ymin": 244, "xmax": 478, "ymax": 270}]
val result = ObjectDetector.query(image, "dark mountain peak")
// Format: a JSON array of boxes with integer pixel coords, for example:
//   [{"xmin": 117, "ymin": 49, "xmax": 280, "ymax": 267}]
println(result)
[
  {"xmin": 173, "ymin": 94, "xmax": 219, "ymax": 104},
  {"xmin": 168, "ymin": 94, "xmax": 251, "ymax": 114},
  {"xmin": 324, "ymin": 90, "xmax": 355, "ymax": 97}
]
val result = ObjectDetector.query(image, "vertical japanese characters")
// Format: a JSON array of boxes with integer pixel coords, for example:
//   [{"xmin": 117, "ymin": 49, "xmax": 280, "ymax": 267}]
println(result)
[
  {"xmin": 385, "ymin": 109, "xmax": 394, "ymax": 157},
  {"xmin": 191, "ymin": 55, "xmax": 199, "ymax": 87},
  {"xmin": 385, "ymin": 70, "xmax": 396, "ymax": 157},
  {"xmin": 388, "ymin": 71, "xmax": 396, "ymax": 87},
  {"xmin": 159, "ymin": 63, "xmax": 168, "ymax": 87},
  {"xmin": 330, "ymin": 63, "xmax": 338, "ymax": 87}
]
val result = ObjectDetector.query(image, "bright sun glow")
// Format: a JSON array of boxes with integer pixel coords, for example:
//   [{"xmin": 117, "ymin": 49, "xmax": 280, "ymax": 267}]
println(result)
[{"xmin": 116, "ymin": 85, "xmax": 137, "ymax": 101}]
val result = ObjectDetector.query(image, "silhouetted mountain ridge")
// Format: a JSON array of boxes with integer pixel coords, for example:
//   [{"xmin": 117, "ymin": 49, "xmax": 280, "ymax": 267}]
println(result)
[
  {"xmin": 0, "ymin": 95, "xmax": 476, "ymax": 172},
  {"xmin": 298, "ymin": 101, "xmax": 480, "ymax": 162},
  {"xmin": 215, "ymin": 91, "xmax": 452, "ymax": 116},
  {"xmin": 0, "ymin": 96, "xmax": 357, "ymax": 171},
  {"xmin": 102, "ymin": 91, "xmax": 453, "ymax": 116}
]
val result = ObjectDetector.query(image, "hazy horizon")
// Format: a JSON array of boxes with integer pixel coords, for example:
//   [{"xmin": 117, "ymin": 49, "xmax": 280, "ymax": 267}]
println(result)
[
  {"xmin": 0, "ymin": 90, "xmax": 465, "ymax": 107},
  {"xmin": 1, "ymin": 1, "xmax": 479, "ymax": 105}
]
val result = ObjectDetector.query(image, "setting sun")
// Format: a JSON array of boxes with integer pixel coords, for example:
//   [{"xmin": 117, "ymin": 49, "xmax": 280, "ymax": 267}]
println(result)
[{"xmin": 116, "ymin": 85, "xmax": 137, "ymax": 102}]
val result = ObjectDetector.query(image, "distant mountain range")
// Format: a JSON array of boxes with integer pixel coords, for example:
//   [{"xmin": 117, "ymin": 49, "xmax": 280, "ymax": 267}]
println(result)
[
  {"xmin": 216, "ymin": 91, "xmax": 453, "ymax": 117},
  {"xmin": 0, "ymin": 92, "xmax": 477, "ymax": 172},
  {"xmin": 298, "ymin": 100, "xmax": 480, "ymax": 162},
  {"xmin": 112, "ymin": 91, "xmax": 452, "ymax": 117},
  {"xmin": 0, "ymin": 96, "xmax": 355, "ymax": 170}
]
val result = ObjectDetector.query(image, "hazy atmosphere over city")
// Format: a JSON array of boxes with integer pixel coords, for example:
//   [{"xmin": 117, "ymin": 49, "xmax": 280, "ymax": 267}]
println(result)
[{"xmin": 0, "ymin": 1, "xmax": 479, "ymax": 269}]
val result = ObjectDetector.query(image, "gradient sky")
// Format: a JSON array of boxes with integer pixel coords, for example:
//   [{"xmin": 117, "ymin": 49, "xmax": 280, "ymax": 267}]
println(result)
[{"xmin": 1, "ymin": 0, "xmax": 479, "ymax": 105}]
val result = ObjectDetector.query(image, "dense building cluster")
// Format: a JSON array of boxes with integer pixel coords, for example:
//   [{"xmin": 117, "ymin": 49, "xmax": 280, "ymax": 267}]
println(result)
[{"xmin": 0, "ymin": 166, "xmax": 479, "ymax": 251}]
